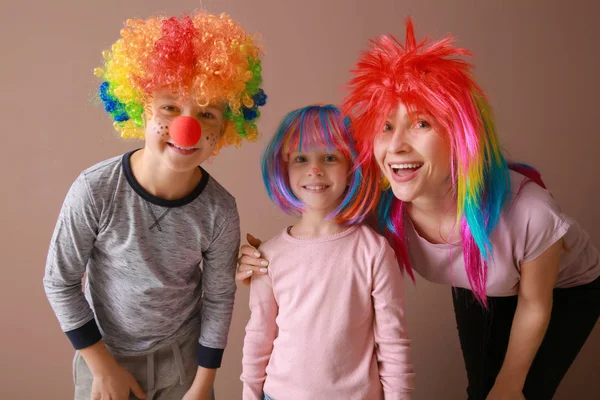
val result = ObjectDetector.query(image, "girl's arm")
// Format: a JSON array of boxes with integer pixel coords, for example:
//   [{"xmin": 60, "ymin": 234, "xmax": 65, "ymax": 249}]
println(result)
[
  {"xmin": 241, "ymin": 265, "xmax": 278, "ymax": 400},
  {"xmin": 372, "ymin": 243, "xmax": 415, "ymax": 399},
  {"xmin": 488, "ymin": 240, "xmax": 562, "ymax": 399}
]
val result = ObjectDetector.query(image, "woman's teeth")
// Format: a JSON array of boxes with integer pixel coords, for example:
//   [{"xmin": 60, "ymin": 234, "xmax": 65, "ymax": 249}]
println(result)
[{"xmin": 391, "ymin": 163, "xmax": 423, "ymax": 172}]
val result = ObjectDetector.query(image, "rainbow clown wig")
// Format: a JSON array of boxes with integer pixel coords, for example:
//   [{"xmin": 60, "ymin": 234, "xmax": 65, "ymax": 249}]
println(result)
[
  {"xmin": 342, "ymin": 18, "xmax": 519, "ymax": 305},
  {"xmin": 93, "ymin": 11, "xmax": 267, "ymax": 151},
  {"xmin": 262, "ymin": 105, "xmax": 379, "ymax": 225}
]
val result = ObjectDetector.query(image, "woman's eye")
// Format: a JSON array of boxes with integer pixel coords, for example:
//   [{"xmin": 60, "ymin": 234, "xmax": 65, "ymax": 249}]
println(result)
[{"xmin": 415, "ymin": 120, "xmax": 431, "ymax": 129}]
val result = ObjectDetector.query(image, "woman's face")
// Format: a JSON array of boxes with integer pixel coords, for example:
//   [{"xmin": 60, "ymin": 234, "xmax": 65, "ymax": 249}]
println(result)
[{"xmin": 373, "ymin": 102, "xmax": 452, "ymax": 203}]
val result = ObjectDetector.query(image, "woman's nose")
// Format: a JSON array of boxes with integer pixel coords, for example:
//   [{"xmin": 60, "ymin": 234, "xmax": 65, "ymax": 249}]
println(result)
[{"xmin": 387, "ymin": 128, "xmax": 410, "ymax": 154}]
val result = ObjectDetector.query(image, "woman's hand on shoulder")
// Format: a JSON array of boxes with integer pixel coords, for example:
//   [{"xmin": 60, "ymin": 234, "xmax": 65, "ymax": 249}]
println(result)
[{"xmin": 236, "ymin": 233, "xmax": 269, "ymax": 286}]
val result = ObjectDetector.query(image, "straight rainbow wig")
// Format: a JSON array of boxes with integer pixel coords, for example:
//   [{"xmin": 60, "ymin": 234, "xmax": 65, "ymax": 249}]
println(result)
[
  {"xmin": 342, "ymin": 18, "xmax": 512, "ymax": 305},
  {"xmin": 262, "ymin": 105, "xmax": 379, "ymax": 225},
  {"xmin": 94, "ymin": 11, "xmax": 267, "ymax": 151}
]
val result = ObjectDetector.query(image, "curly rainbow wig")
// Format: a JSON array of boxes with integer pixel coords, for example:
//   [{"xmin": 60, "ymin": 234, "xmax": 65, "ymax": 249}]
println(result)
[
  {"xmin": 262, "ymin": 105, "xmax": 378, "ymax": 225},
  {"xmin": 94, "ymin": 11, "xmax": 267, "ymax": 150},
  {"xmin": 342, "ymin": 18, "xmax": 515, "ymax": 305}
]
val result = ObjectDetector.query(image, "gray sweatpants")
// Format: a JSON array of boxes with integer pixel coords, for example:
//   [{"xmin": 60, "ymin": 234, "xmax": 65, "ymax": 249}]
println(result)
[{"xmin": 73, "ymin": 335, "xmax": 215, "ymax": 400}]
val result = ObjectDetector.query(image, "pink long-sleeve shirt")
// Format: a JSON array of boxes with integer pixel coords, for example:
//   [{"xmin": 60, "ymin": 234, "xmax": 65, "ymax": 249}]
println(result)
[{"xmin": 241, "ymin": 224, "xmax": 414, "ymax": 400}]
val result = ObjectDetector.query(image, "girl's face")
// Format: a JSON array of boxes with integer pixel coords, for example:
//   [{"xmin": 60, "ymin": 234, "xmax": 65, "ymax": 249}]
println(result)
[
  {"xmin": 286, "ymin": 145, "xmax": 350, "ymax": 216},
  {"xmin": 373, "ymin": 102, "xmax": 452, "ymax": 203},
  {"xmin": 144, "ymin": 87, "xmax": 225, "ymax": 173}
]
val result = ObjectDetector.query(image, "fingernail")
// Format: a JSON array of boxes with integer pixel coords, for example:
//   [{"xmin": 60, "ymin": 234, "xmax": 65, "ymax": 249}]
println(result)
[
  {"xmin": 261, "ymin": 260, "xmax": 269, "ymax": 266},
  {"xmin": 260, "ymin": 268, "xmax": 268, "ymax": 273},
  {"xmin": 254, "ymin": 251, "xmax": 261, "ymax": 257},
  {"xmin": 246, "ymin": 270, "xmax": 253, "ymax": 275}
]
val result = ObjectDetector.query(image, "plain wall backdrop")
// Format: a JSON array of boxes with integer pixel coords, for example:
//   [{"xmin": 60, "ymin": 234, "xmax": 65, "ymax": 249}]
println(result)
[{"xmin": 1, "ymin": 0, "xmax": 598, "ymax": 399}]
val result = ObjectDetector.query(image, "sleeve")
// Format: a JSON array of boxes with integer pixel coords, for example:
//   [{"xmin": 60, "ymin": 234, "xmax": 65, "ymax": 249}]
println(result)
[
  {"xmin": 372, "ymin": 242, "xmax": 415, "ymax": 400},
  {"xmin": 241, "ymin": 259, "xmax": 278, "ymax": 400},
  {"xmin": 197, "ymin": 204, "xmax": 240, "ymax": 368},
  {"xmin": 43, "ymin": 173, "xmax": 102, "ymax": 349},
  {"xmin": 514, "ymin": 183, "xmax": 571, "ymax": 264}
]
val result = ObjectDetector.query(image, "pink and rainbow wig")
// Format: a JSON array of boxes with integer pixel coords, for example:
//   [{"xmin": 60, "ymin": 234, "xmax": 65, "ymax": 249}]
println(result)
[
  {"xmin": 342, "ymin": 18, "xmax": 516, "ymax": 305},
  {"xmin": 262, "ymin": 105, "xmax": 379, "ymax": 225},
  {"xmin": 94, "ymin": 11, "xmax": 267, "ymax": 151}
]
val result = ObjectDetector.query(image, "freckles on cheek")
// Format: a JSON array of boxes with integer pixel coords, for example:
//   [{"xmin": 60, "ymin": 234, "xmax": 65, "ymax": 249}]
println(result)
[
  {"xmin": 153, "ymin": 118, "xmax": 170, "ymax": 138},
  {"xmin": 204, "ymin": 132, "xmax": 219, "ymax": 147}
]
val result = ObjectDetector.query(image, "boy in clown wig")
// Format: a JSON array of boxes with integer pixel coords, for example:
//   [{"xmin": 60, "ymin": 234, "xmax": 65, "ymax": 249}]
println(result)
[{"xmin": 43, "ymin": 11, "xmax": 267, "ymax": 400}]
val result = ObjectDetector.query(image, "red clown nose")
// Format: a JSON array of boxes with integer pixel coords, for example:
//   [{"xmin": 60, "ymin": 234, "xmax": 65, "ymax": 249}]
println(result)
[{"xmin": 169, "ymin": 116, "xmax": 202, "ymax": 147}]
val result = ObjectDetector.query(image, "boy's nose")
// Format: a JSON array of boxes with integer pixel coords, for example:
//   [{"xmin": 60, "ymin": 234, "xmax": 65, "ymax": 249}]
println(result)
[{"xmin": 169, "ymin": 116, "xmax": 202, "ymax": 146}]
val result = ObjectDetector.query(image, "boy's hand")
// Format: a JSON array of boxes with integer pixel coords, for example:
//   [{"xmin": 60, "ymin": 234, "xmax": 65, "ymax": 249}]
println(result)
[
  {"xmin": 79, "ymin": 341, "xmax": 146, "ymax": 400},
  {"xmin": 236, "ymin": 233, "xmax": 267, "ymax": 286},
  {"xmin": 182, "ymin": 366, "xmax": 215, "ymax": 400},
  {"xmin": 91, "ymin": 364, "xmax": 146, "ymax": 400},
  {"xmin": 181, "ymin": 385, "xmax": 211, "ymax": 400}
]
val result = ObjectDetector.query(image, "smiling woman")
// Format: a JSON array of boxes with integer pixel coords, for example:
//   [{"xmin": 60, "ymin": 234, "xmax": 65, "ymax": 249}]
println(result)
[{"xmin": 341, "ymin": 18, "xmax": 600, "ymax": 400}]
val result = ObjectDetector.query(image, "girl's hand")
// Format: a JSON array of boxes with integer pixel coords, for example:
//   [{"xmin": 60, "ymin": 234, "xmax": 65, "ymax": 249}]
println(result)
[{"xmin": 236, "ymin": 234, "xmax": 268, "ymax": 286}]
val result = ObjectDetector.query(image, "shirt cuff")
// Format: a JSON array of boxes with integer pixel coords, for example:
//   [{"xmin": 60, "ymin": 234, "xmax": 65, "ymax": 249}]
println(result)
[
  {"xmin": 196, "ymin": 344, "xmax": 224, "ymax": 368},
  {"xmin": 65, "ymin": 319, "xmax": 102, "ymax": 350}
]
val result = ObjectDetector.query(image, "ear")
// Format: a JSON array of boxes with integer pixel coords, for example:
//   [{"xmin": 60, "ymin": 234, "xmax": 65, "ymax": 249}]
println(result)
[{"xmin": 219, "ymin": 119, "xmax": 229, "ymax": 137}]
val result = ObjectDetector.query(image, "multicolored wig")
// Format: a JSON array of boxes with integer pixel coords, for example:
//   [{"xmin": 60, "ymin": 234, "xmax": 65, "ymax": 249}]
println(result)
[
  {"xmin": 342, "ymin": 18, "xmax": 519, "ymax": 305},
  {"xmin": 94, "ymin": 11, "xmax": 267, "ymax": 151},
  {"xmin": 262, "ymin": 105, "xmax": 379, "ymax": 225}
]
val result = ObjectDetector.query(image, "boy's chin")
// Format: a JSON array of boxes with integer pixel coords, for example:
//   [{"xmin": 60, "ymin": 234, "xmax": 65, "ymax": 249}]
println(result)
[{"xmin": 163, "ymin": 154, "xmax": 206, "ymax": 173}]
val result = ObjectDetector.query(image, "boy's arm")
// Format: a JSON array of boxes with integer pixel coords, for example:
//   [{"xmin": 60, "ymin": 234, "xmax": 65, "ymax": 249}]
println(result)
[
  {"xmin": 241, "ymin": 264, "xmax": 278, "ymax": 399},
  {"xmin": 43, "ymin": 173, "xmax": 102, "ymax": 348},
  {"xmin": 372, "ymin": 243, "xmax": 415, "ymax": 400},
  {"xmin": 194, "ymin": 205, "xmax": 240, "ymax": 370},
  {"xmin": 44, "ymin": 173, "xmax": 146, "ymax": 398}
]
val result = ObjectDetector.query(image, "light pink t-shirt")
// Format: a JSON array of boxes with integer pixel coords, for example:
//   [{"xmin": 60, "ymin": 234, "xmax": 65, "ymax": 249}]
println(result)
[
  {"xmin": 408, "ymin": 171, "xmax": 600, "ymax": 296},
  {"xmin": 241, "ymin": 224, "xmax": 414, "ymax": 400}
]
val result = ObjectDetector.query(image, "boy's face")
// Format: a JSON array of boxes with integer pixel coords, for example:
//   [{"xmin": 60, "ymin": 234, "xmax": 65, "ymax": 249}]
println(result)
[{"xmin": 144, "ymin": 87, "xmax": 225, "ymax": 172}]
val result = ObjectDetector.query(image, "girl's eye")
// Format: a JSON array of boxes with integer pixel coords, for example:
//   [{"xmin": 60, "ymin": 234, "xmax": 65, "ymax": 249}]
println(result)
[
  {"xmin": 294, "ymin": 156, "xmax": 307, "ymax": 163},
  {"xmin": 383, "ymin": 122, "xmax": 393, "ymax": 132},
  {"xmin": 324, "ymin": 154, "xmax": 338, "ymax": 162}
]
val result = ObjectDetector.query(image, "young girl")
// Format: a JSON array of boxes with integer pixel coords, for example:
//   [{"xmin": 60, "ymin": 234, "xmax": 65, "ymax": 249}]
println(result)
[{"xmin": 240, "ymin": 105, "xmax": 415, "ymax": 400}]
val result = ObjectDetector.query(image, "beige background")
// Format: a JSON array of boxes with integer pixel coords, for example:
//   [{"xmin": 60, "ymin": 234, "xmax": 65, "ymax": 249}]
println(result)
[{"xmin": 1, "ymin": 0, "xmax": 599, "ymax": 399}]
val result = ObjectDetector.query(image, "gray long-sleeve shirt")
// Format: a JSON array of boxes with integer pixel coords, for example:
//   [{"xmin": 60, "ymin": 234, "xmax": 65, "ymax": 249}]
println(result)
[{"xmin": 43, "ymin": 151, "xmax": 240, "ymax": 367}]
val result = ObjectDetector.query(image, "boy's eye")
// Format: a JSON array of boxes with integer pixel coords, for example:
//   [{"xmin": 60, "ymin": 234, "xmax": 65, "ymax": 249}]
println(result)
[
  {"xmin": 199, "ymin": 111, "xmax": 215, "ymax": 119},
  {"xmin": 162, "ymin": 105, "xmax": 180, "ymax": 113}
]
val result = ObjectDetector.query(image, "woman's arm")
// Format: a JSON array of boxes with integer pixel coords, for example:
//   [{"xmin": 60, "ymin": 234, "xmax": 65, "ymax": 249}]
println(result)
[{"xmin": 488, "ymin": 240, "xmax": 562, "ymax": 399}]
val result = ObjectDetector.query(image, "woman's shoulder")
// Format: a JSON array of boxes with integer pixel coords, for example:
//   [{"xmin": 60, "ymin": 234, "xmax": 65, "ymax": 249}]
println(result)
[
  {"xmin": 500, "ymin": 170, "xmax": 572, "ymax": 262},
  {"xmin": 506, "ymin": 170, "xmax": 561, "ymax": 215}
]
